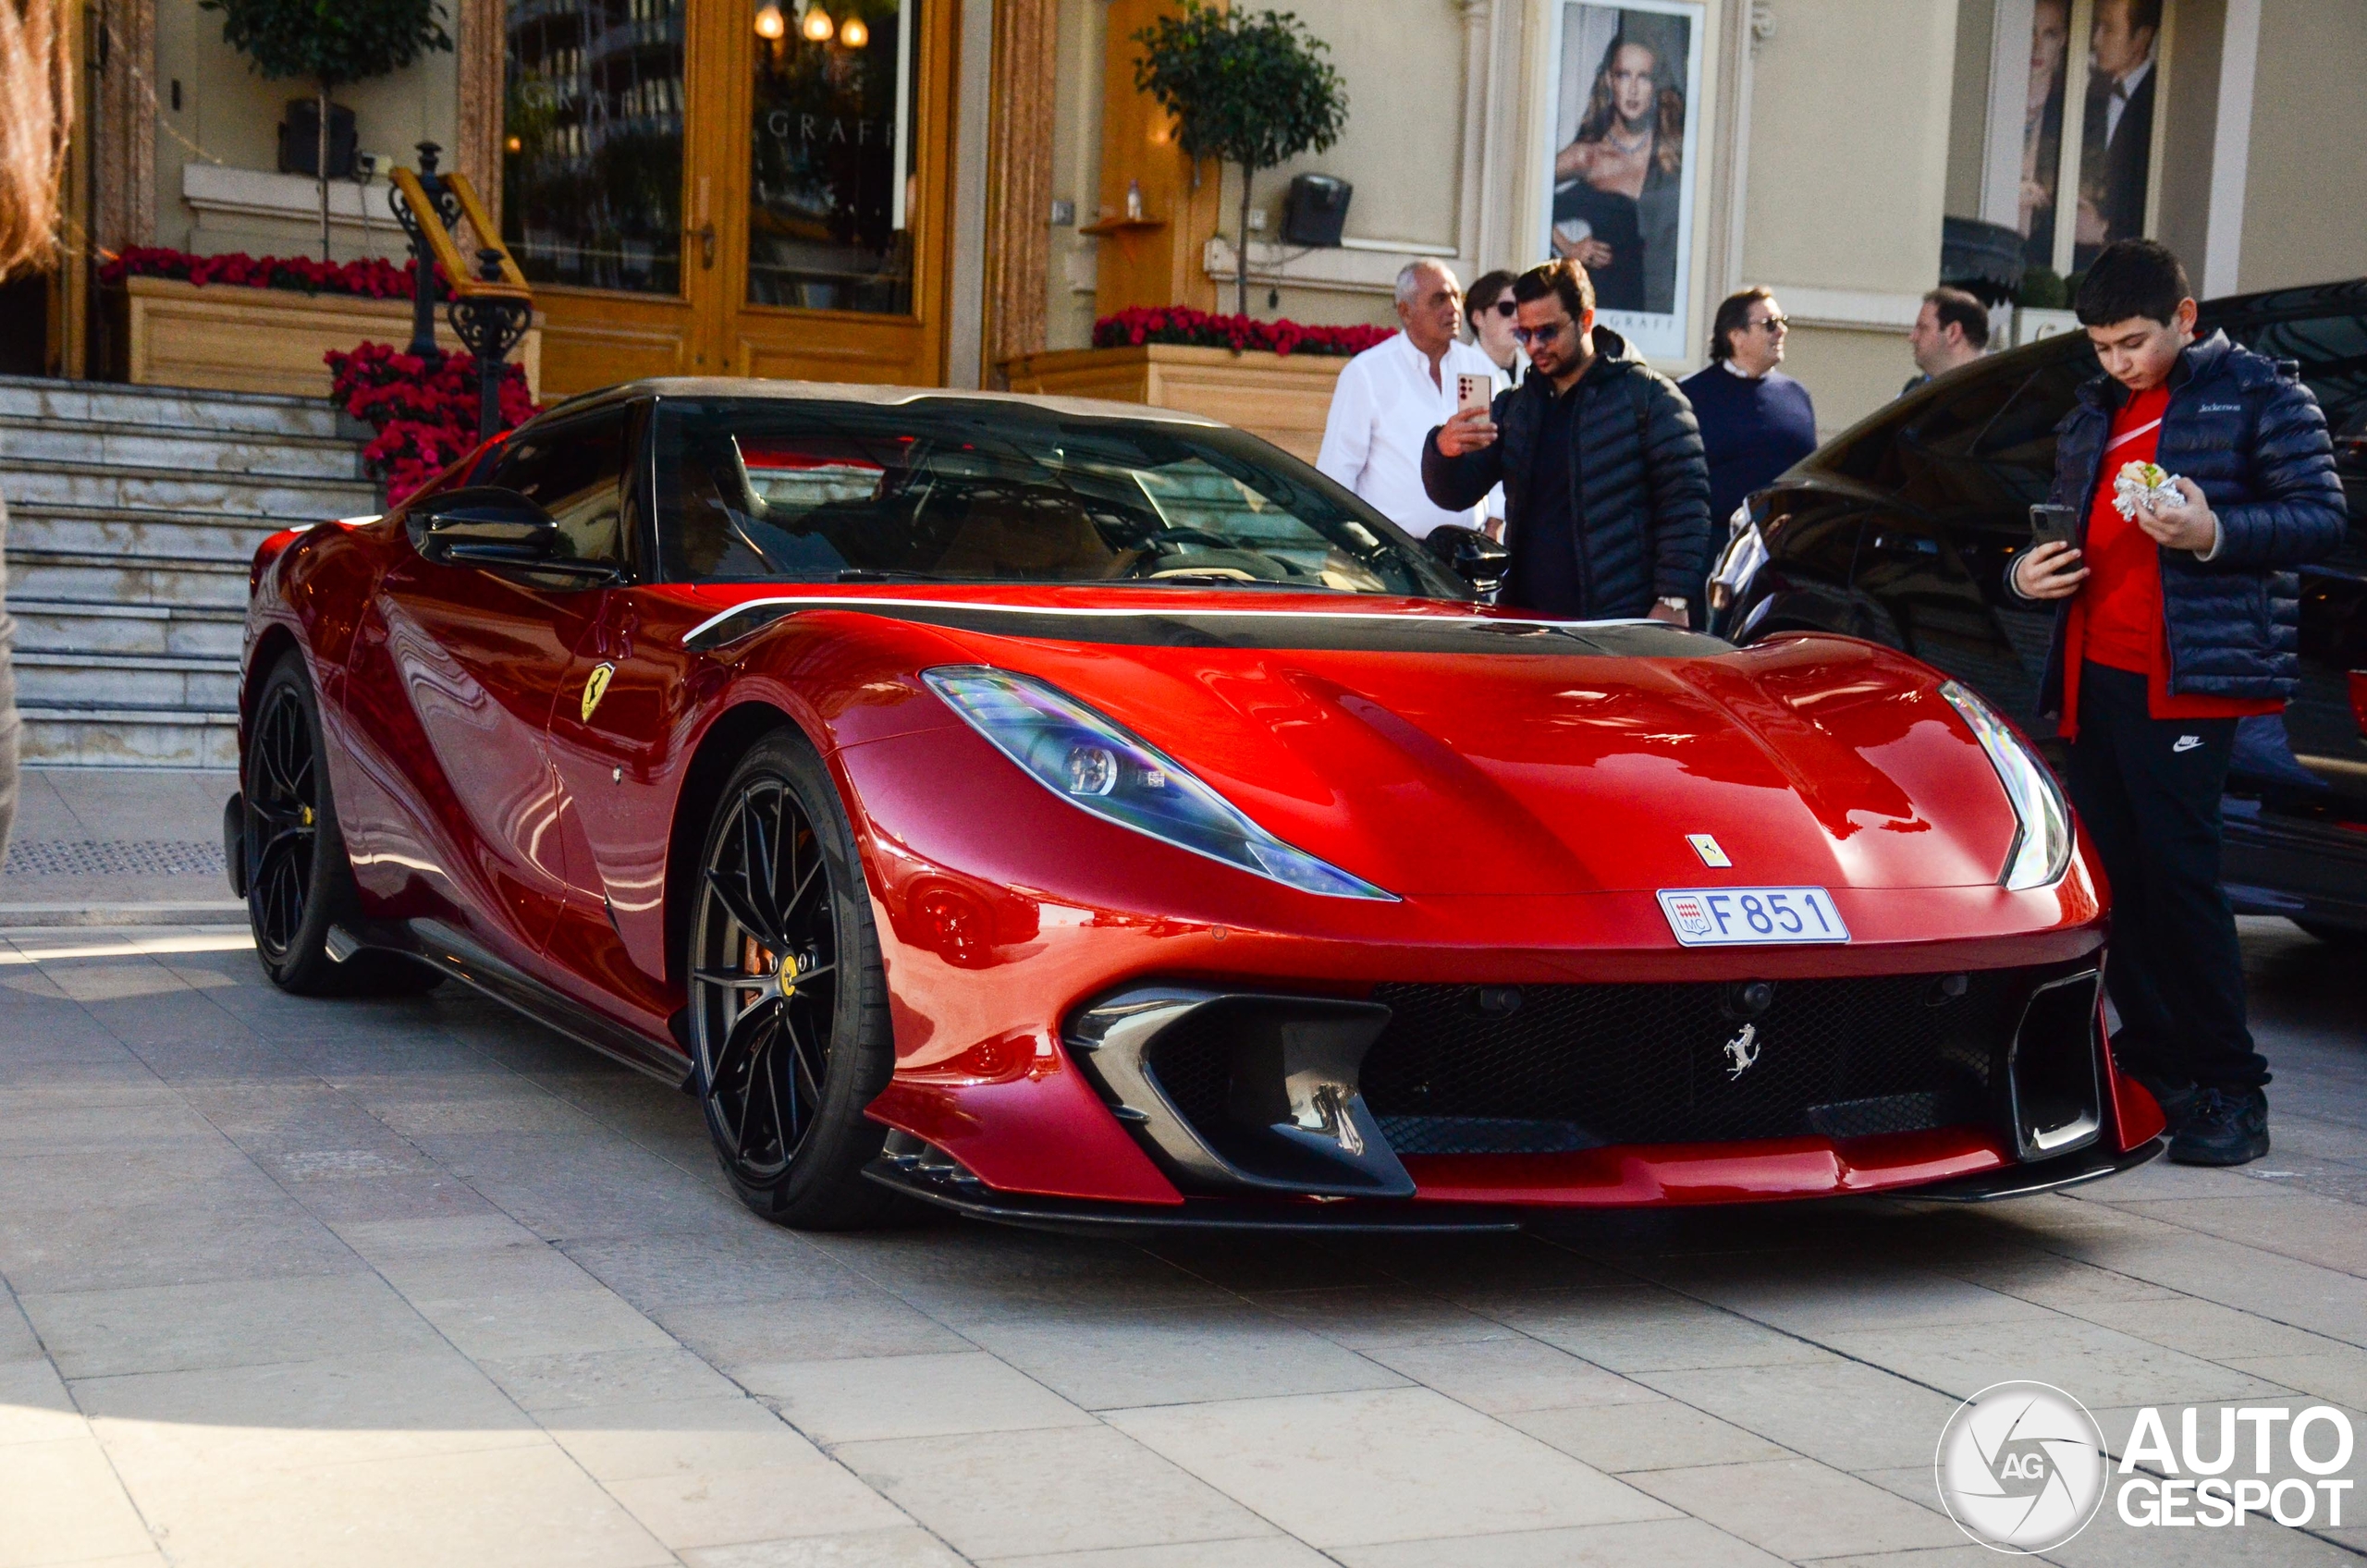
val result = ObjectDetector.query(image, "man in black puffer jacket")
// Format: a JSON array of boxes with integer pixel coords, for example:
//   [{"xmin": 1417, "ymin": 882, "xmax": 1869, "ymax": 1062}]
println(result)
[
  {"xmin": 2012, "ymin": 240, "xmax": 2347, "ymax": 1168},
  {"xmin": 1423, "ymin": 259, "xmax": 1710, "ymax": 623}
]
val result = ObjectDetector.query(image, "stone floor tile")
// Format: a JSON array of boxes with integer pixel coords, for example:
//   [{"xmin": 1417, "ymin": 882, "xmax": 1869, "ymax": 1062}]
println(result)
[
  {"xmin": 1137, "ymin": 1236, "xmax": 1394, "ymax": 1295},
  {"xmin": 366, "ymin": 1234, "xmax": 607, "ymax": 1301},
  {"xmin": 604, "ymin": 1456, "xmax": 912, "ymax": 1551},
  {"xmin": 1623, "ymin": 1458, "xmax": 1964, "ymax": 1558},
  {"xmin": 1335, "ymin": 1233, "xmax": 1631, "ymax": 1298},
  {"xmin": 284, "ymin": 1172, "xmax": 509, "ymax": 1224},
  {"xmin": 1640, "ymin": 1258, "xmax": 2061, "ymax": 1338},
  {"xmin": 2062, "ymin": 1293, "xmax": 2352, "ymax": 1361},
  {"xmin": 1821, "ymin": 1317, "xmax": 2290, "ymax": 1408},
  {"xmin": 1330, "ymin": 1516, "xmax": 1787, "ymax": 1568},
  {"xmin": 1103, "ymin": 1385, "xmax": 1673, "ymax": 1548},
  {"xmin": 0, "ymin": 1435, "xmax": 157, "ymax": 1567},
  {"xmin": 1246, "ymin": 1287, "xmax": 1515, "ymax": 1350},
  {"xmin": 1635, "ymin": 1360, "xmax": 1963, "ymax": 1470},
  {"xmin": 2042, "ymin": 1513, "xmax": 2360, "ymax": 1564},
  {"xmin": 560, "ymin": 1227, "xmax": 874, "ymax": 1312},
  {"xmin": 344, "ymin": 1076, "xmax": 611, "ymax": 1138},
  {"xmin": 2219, "ymin": 1349, "xmax": 2367, "ymax": 1408},
  {"xmin": 542, "ymin": 1393, "xmax": 831, "ymax": 1483},
  {"xmin": 1481, "ymin": 1285, "xmax": 1834, "ymax": 1373},
  {"xmin": 0, "ymin": 1186, "xmax": 365, "ymax": 1298},
  {"xmin": 834, "ymin": 1423, "xmax": 1266, "ymax": 1560},
  {"xmin": 656, "ymin": 1291, "xmax": 975, "ymax": 1368},
  {"xmin": 0, "ymin": 1356, "xmax": 82, "ymax": 1447},
  {"xmin": 411, "ymin": 1131, "xmax": 743, "ymax": 1239},
  {"xmin": 117, "ymin": 1440, "xmax": 677, "ymax": 1568},
  {"xmin": 473, "ymin": 1343, "xmax": 744, "ymax": 1413},
  {"xmin": 2100, "ymin": 1194, "xmax": 2367, "ymax": 1277},
  {"xmin": 808, "ymin": 1230, "xmax": 1235, "ymax": 1326},
  {"xmin": 979, "ymin": 1538, "xmax": 1331, "ymax": 1568},
  {"xmin": 1937, "ymin": 1249, "xmax": 2187, "ymax": 1312},
  {"xmin": 748, "ymin": 1350, "xmax": 1095, "ymax": 1443},
  {"xmin": 1805, "ymin": 1550, "xmax": 2000, "ymax": 1567},
  {"xmin": 959, "ymin": 1305, "xmax": 1404, "ymax": 1411},
  {"xmin": 23, "ymin": 1272, "xmax": 442, "ymax": 1379},
  {"xmin": 401, "ymin": 1286, "xmax": 684, "ymax": 1362},
  {"xmin": 681, "ymin": 1526, "xmax": 970, "ymax": 1567},
  {"xmin": 76, "ymin": 1348, "xmax": 544, "ymax": 1476},
  {"xmin": 1361, "ymin": 1334, "xmax": 1658, "ymax": 1415},
  {"xmin": 1503, "ymin": 1398, "xmax": 1793, "ymax": 1472}
]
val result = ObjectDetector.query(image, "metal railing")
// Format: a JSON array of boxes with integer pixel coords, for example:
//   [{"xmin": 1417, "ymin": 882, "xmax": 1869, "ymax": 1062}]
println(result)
[{"xmin": 387, "ymin": 142, "xmax": 535, "ymax": 441}]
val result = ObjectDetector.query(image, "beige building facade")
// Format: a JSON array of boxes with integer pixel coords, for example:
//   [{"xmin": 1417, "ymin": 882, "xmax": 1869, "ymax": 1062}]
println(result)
[{"xmin": 33, "ymin": 0, "xmax": 2366, "ymax": 427}]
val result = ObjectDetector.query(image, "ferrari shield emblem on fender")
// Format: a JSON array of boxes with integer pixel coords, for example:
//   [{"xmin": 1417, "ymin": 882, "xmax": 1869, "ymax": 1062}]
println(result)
[
  {"xmin": 1723, "ymin": 1023, "xmax": 1760, "ymax": 1080},
  {"xmin": 581, "ymin": 662, "xmax": 616, "ymax": 722}
]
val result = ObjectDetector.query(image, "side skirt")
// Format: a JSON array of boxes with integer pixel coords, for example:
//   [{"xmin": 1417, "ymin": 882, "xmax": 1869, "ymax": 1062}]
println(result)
[{"xmin": 329, "ymin": 917, "xmax": 692, "ymax": 1085}]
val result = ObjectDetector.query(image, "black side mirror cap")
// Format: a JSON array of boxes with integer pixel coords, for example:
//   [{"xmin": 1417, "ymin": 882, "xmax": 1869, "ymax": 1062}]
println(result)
[
  {"xmin": 1423, "ymin": 523, "xmax": 1510, "ymax": 588},
  {"xmin": 411, "ymin": 486, "xmax": 558, "ymax": 549}
]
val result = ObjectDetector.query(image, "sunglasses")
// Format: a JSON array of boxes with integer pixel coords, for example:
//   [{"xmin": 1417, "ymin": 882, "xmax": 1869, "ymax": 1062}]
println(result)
[
  {"xmin": 1475, "ymin": 299, "xmax": 1517, "ymax": 319},
  {"xmin": 1510, "ymin": 318, "xmax": 1573, "ymax": 346},
  {"xmin": 1748, "ymin": 314, "xmax": 1791, "ymax": 333}
]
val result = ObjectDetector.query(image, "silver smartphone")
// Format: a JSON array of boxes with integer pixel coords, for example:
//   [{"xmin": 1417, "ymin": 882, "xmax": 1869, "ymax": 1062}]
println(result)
[{"xmin": 1456, "ymin": 373, "xmax": 1491, "ymax": 416}]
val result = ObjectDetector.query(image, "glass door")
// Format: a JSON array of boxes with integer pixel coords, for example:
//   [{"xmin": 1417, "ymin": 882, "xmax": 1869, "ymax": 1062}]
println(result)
[{"xmin": 501, "ymin": 0, "xmax": 951, "ymax": 398}]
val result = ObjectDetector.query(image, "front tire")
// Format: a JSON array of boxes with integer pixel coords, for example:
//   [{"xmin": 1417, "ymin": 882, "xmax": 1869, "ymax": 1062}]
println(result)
[
  {"xmin": 687, "ymin": 729, "xmax": 900, "ymax": 1229},
  {"xmin": 243, "ymin": 651, "xmax": 438, "ymax": 997}
]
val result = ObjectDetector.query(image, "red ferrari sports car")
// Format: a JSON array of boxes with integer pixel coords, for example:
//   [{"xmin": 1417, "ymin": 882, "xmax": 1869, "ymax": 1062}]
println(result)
[{"xmin": 227, "ymin": 380, "xmax": 2165, "ymax": 1231}]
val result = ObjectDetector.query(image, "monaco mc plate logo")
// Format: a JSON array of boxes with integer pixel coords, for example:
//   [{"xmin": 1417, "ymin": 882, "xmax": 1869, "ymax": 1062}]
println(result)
[{"xmin": 1934, "ymin": 1381, "xmax": 2107, "ymax": 1552}]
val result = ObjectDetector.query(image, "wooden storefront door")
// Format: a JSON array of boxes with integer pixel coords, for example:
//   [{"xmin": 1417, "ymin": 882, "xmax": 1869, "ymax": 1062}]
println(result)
[{"xmin": 501, "ymin": 0, "xmax": 954, "ymax": 398}]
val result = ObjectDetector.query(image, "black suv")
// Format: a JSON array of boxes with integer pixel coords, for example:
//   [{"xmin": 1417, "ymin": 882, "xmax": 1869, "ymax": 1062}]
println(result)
[{"xmin": 1711, "ymin": 279, "xmax": 2367, "ymax": 940}]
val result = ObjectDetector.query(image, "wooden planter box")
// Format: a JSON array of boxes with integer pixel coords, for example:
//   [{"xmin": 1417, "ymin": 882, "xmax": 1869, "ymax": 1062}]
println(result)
[
  {"xmin": 123, "ymin": 276, "xmax": 544, "ymax": 401},
  {"xmin": 1001, "ymin": 344, "xmax": 1349, "ymax": 462}
]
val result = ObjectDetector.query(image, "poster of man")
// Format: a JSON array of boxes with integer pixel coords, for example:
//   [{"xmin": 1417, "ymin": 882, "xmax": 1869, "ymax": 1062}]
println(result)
[
  {"xmin": 1545, "ymin": 1, "xmax": 1702, "ymax": 361},
  {"xmin": 2076, "ymin": 0, "xmax": 2160, "ymax": 269}
]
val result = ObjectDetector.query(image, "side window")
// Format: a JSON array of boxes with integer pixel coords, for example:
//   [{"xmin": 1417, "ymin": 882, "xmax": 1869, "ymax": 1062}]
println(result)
[{"xmin": 484, "ymin": 407, "xmax": 632, "ymax": 563}]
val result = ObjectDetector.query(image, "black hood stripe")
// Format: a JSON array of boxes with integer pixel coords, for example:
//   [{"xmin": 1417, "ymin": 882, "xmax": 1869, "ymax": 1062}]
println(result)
[{"xmin": 682, "ymin": 596, "xmax": 1729, "ymax": 657}]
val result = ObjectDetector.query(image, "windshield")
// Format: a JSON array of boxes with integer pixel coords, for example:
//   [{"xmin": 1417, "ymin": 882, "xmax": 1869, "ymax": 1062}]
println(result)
[{"xmin": 648, "ymin": 396, "xmax": 1465, "ymax": 597}]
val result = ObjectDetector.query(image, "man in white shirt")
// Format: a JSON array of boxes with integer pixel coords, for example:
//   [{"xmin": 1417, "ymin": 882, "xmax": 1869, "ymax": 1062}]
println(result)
[{"xmin": 1317, "ymin": 260, "xmax": 1504, "ymax": 539}]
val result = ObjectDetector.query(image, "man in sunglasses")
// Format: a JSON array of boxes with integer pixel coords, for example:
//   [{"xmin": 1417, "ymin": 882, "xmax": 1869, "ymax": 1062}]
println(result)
[{"xmin": 1423, "ymin": 258, "xmax": 1710, "ymax": 625}]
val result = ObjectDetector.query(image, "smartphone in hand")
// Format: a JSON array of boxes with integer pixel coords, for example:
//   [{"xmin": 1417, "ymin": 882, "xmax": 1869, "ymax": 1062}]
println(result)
[
  {"xmin": 2029, "ymin": 503, "xmax": 2083, "ymax": 555},
  {"xmin": 1456, "ymin": 374, "xmax": 1492, "ymax": 417}
]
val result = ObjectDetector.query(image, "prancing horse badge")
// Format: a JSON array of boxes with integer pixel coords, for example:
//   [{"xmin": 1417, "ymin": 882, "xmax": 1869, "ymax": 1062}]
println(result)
[{"xmin": 581, "ymin": 662, "xmax": 616, "ymax": 722}]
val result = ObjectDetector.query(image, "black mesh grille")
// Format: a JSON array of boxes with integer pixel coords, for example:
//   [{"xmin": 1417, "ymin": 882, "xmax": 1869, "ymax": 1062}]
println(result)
[
  {"xmin": 1358, "ymin": 973, "xmax": 2029, "ymax": 1152},
  {"xmin": 1143, "ymin": 1008, "xmax": 1237, "ymax": 1131}
]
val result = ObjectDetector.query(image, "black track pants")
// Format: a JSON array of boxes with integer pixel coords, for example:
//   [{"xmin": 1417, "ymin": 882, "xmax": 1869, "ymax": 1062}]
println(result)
[{"xmin": 2063, "ymin": 663, "xmax": 2267, "ymax": 1091}]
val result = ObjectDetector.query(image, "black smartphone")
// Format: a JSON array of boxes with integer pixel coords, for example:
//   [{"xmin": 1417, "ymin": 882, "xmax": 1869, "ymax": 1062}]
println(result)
[{"xmin": 2029, "ymin": 503, "xmax": 2083, "ymax": 554}]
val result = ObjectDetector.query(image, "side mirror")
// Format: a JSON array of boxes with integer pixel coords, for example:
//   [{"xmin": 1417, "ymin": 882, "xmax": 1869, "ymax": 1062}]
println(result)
[
  {"xmin": 409, "ymin": 487, "xmax": 619, "ymax": 582},
  {"xmin": 1423, "ymin": 523, "xmax": 1509, "ymax": 590}
]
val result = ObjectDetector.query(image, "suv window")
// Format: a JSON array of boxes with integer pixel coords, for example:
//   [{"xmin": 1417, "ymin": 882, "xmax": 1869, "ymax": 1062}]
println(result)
[{"xmin": 480, "ymin": 406, "xmax": 632, "ymax": 564}]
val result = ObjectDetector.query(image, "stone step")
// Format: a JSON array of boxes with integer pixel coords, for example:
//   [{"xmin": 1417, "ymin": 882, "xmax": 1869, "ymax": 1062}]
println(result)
[
  {"xmin": 10, "ymin": 598, "xmax": 247, "ymax": 658},
  {"xmin": 0, "ymin": 374, "xmax": 345, "ymax": 440},
  {"xmin": 0, "ymin": 455, "xmax": 378, "ymax": 523},
  {"xmin": 12, "ymin": 650, "xmax": 242, "ymax": 710},
  {"xmin": 0, "ymin": 414, "xmax": 367, "ymax": 482},
  {"xmin": 14, "ymin": 702, "xmax": 239, "ymax": 768},
  {"xmin": 6, "ymin": 549, "xmax": 251, "ymax": 609},
  {"xmin": 6, "ymin": 502, "xmax": 294, "ymax": 563}
]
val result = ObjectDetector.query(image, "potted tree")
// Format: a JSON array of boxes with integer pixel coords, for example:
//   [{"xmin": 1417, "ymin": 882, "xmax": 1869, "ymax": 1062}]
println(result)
[
  {"xmin": 200, "ymin": 0, "xmax": 452, "ymax": 261},
  {"xmin": 1131, "ymin": 1, "xmax": 1346, "ymax": 319}
]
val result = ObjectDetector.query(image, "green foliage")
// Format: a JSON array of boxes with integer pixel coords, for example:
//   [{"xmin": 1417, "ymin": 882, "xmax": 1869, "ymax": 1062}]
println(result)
[
  {"xmin": 1132, "ymin": 3, "xmax": 1346, "ymax": 178},
  {"xmin": 200, "ymin": 0, "xmax": 451, "ymax": 88},
  {"xmin": 2019, "ymin": 265, "xmax": 2069, "ymax": 310}
]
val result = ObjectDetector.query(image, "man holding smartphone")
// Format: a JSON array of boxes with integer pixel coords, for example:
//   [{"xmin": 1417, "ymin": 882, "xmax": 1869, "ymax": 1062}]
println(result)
[
  {"xmin": 2010, "ymin": 239, "xmax": 2345, "ymax": 1166},
  {"xmin": 1422, "ymin": 258, "xmax": 1709, "ymax": 624}
]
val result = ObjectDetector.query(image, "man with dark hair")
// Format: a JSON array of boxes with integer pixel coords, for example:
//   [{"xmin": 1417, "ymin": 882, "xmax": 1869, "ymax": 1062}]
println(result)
[
  {"xmin": 2076, "ymin": 0, "xmax": 2160, "ymax": 265},
  {"xmin": 2010, "ymin": 239, "xmax": 2346, "ymax": 1165},
  {"xmin": 1903, "ymin": 286, "xmax": 1991, "ymax": 394},
  {"xmin": 1423, "ymin": 258, "xmax": 1710, "ymax": 622},
  {"xmin": 1680, "ymin": 287, "xmax": 1818, "ymax": 530}
]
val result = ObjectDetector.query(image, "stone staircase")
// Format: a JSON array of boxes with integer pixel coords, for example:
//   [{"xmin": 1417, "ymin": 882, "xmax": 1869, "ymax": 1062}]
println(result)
[{"xmin": 0, "ymin": 376, "xmax": 378, "ymax": 767}]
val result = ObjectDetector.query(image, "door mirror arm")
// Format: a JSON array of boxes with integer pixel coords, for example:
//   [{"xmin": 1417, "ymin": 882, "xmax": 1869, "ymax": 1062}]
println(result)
[
  {"xmin": 410, "ymin": 486, "xmax": 624, "ymax": 583},
  {"xmin": 1422, "ymin": 523, "xmax": 1510, "ymax": 591}
]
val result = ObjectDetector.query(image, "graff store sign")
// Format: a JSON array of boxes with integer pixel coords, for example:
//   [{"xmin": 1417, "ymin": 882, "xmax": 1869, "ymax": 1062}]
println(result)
[{"xmin": 765, "ymin": 112, "xmax": 893, "ymax": 148}]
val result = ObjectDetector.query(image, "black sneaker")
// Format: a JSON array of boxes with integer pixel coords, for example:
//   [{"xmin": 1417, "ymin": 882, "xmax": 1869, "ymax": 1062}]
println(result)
[{"xmin": 2167, "ymin": 1087, "xmax": 2269, "ymax": 1167}]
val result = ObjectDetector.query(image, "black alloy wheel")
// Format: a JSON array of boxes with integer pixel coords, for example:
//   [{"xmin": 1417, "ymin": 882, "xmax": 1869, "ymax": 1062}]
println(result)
[
  {"xmin": 242, "ymin": 651, "xmax": 440, "ymax": 997},
  {"xmin": 689, "ymin": 729, "xmax": 900, "ymax": 1228}
]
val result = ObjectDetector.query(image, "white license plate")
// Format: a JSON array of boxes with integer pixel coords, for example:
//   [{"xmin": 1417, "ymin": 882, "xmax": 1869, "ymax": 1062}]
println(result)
[{"xmin": 1658, "ymin": 886, "xmax": 1851, "ymax": 946}]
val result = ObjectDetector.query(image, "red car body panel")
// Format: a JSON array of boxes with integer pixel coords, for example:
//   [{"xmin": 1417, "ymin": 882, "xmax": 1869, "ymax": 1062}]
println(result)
[{"xmin": 243, "ymin": 488, "xmax": 2147, "ymax": 1219}]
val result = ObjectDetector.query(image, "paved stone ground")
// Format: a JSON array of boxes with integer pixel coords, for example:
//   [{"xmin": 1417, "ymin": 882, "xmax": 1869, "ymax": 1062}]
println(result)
[{"xmin": 1, "ymin": 913, "xmax": 2361, "ymax": 1568}]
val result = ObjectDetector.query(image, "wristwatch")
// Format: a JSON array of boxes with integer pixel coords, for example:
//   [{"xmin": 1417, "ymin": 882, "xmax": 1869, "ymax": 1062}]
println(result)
[{"xmin": 1656, "ymin": 595, "xmax": 1690, "ymax": 615}]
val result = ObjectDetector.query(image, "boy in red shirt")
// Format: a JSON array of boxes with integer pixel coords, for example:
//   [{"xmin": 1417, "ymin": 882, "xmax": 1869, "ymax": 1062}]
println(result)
[{"xmin": 2013, "ymin": 241, "xmax": 2346, "ymax": 1165}]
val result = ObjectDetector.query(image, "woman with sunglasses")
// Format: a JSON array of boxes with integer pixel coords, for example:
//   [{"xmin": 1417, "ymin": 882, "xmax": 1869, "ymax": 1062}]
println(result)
[{"xmin": 1464, "ymin": 270, "xmax": 1525, "ymax": 378}]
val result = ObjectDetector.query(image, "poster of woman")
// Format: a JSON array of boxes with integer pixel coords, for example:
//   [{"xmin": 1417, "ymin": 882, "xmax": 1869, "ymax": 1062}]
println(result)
[{"xmin": 1545, "ymin": 0, "xmax": 1703, "ymax": 361}]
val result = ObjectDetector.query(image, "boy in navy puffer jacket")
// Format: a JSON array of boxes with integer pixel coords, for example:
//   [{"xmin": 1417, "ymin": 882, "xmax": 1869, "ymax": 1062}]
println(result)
[{"xmin": 2011, "ymin": 240, "xmax": 2346, "ymax": 1167}]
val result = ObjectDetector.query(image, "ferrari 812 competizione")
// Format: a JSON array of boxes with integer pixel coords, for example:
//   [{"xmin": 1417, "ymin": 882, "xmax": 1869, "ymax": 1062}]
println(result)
[{"xmin": 227, "ymin": 381, "xmax": 2165, "ymax": 1231}]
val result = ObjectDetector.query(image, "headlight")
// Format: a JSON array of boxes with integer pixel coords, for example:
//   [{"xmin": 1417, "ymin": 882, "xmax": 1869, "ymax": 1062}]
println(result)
[
  {"xmin": 924, "ymin": 667, "xmax": 1395, "ymax": 901},
  {"xmin": 1939, "ymin": 680, "xmax": 2072, "ymax": 890}
]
